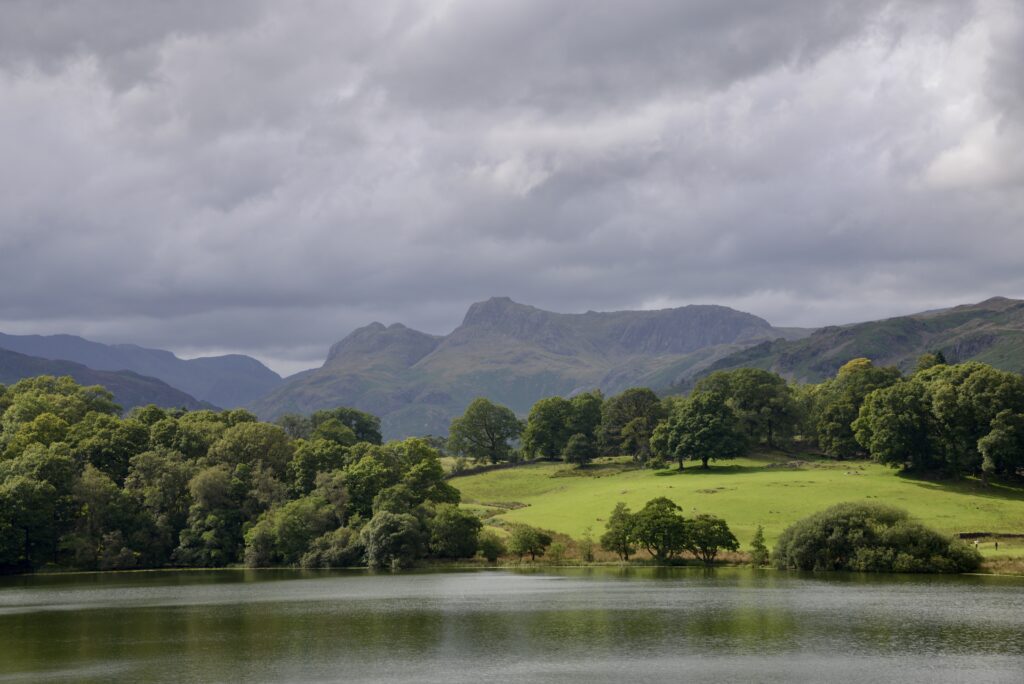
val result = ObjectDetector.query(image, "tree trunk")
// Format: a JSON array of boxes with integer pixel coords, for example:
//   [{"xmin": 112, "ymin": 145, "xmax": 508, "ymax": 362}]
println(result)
[
  {"xmin": 701, "ymin": 457, "xmax": 709, "ymax": 469},
  {"xmin": 678, "ymin": 453, "xmax": 684, "ymax": 471}
]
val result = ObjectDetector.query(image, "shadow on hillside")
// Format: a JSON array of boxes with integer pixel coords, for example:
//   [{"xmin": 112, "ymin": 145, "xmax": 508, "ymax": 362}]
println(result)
[
  {"xmin": 651, "ymin": 455, "xmax": 844, "ymax": 477},
  {"xmin": 895, "ymin": 472, "xmax": 1024, "ymax": 503},
  {"xmin": 653, "ymin": 463, "xmax": 758, "ymax": 476}
]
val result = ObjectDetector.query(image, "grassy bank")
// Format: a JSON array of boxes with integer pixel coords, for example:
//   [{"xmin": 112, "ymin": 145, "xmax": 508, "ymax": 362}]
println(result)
[{"xmin": 454, "ymin": 453, "xmax": 1024, "ymax": 561}]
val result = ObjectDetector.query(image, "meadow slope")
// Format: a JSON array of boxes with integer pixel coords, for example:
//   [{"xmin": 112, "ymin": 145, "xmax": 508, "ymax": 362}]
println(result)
[{"xmin": 453, "ymin": 454, "xmax": 1024, "ymax": 556}]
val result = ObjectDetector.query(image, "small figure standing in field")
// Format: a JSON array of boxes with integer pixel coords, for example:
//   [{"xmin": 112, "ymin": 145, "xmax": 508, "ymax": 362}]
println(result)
[{"xmin": 994, "ymin": 541, "xmax": 999, "ymax": 550}]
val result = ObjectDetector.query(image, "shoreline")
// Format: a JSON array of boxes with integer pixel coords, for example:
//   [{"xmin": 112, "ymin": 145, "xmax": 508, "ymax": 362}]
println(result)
[{"xmin": 9, "ymin": 559, "xmax": 1023, "ymax": 579}]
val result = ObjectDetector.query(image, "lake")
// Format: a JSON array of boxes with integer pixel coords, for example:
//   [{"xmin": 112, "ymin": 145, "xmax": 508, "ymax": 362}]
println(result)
[{"xmin": 1, "ymin": 567, "xmax": 1022, "ymax": 683}]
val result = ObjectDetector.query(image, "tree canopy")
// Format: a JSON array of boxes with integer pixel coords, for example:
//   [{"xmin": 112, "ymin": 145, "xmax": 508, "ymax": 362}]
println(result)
[
  {"xmin": 447, "ymin": 398, "xmax": 522, "ymax": 463},
  {"xmin": 772, "ymin": 502, "xmax": 981, "ymax": 573},
  {"xmin": 0, "ymin": 376, "xmax": 489, "ymax": 574}
]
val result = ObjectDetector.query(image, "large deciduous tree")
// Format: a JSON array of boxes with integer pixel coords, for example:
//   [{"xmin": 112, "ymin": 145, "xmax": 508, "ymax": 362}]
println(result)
[
  {"xmin": 507, "ymin": 524, "xmax": 552, "ymax": 561},
  {"xmin": 631, "ymin": 497, "xmax": 688, "ymax": 563},
  {"xmin": 447, "ymin": 398, "xmax": 522, "ymax": 463},
  {"xmin": 812, "ymin": 358, "xmax": 902, "ymax": 459},
  {"xmin": 695, "ymin": 369, "xmax": 800, "ymax": 448},
  {"xmin": 651, "ymin": 392, "xmax": 747, "ymax": 469},
  {"xmin": 361, "ymin": 511, "xmax": 425, "ymax": 569},
  {"xmin": 428, "ymin": 504, "xmax": 482, "ymax": 559},
  {"xmin": 599, "ymin": 388, "xmax": 666, "ymax": 463},
  {"xmin": 685, "ymin": 514, "xmax": 739, "ymax": 565},
  {"xmin": 521, "ymin": 396, "xmax": 574, "ymax": 459}
]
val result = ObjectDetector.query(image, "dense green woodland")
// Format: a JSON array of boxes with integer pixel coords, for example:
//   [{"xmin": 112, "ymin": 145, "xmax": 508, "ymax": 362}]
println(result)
[
  {"xmin": 0, "ymin": 352, "xmax": 1020, "ymax": 574},
  {"xmin": 503, "ymin": 354, "xmax": 1024, "ymax": 483},
  {"xmin": 0, "ymin": 377, "xmax": 476, "ymax": 572}
]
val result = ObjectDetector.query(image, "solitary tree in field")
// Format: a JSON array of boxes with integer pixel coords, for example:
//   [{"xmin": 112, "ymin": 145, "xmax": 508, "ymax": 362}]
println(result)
[{"xmin": 447, "ymin": 398, "xmax": 522, "ymax": 463}]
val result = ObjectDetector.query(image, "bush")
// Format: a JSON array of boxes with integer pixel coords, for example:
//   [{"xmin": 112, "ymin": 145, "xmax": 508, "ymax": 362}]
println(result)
[
  {"xmin": 547, "ymin": 541, "xmax": 566, "ymax": 562},
  {"xmin": 243, "ymin": 495, "xmax": 337, "ymax": 567},
  {"xmin": 477, "ymin": 529, "xmax": 506, "ymax": 562},
  {"xmin": 507, "ymin": 524, "xmax": 552, "ymax": 561},
  {"xmin": 577, "ymin": 527, "xmax": 595, "ymax": 562},
  {"xmin": 772, "ymin": 502, "xmax": 981, "ymax": 573},
  {"xmin": 428, "ymin": 504, "xmax": 482, "ymax": 559},
  {"xmin": 300, "ymin": 527, "xmax": 364, "ymax": 568},
  {"xmin": 361, "ymin": 511, "xmax": 425, "ymax": 569},
  {"xmin": 749, "ymin": 525, "xmax": 769, "ymax": 567}
]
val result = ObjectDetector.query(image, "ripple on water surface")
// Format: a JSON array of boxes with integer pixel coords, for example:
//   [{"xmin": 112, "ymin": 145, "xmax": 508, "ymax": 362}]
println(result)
[{"xmin": 0, "ymin": 567, "xmax": 1022, "ymax": 683}]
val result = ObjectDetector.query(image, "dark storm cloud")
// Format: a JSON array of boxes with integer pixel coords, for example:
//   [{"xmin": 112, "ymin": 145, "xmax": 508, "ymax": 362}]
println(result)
[{"xmin": 0, "ymin": 0, "xmax": 1022, "ymax": 374}]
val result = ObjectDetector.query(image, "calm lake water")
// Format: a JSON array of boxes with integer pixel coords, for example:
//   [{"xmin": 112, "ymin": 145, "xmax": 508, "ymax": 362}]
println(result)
[{"xmin": 1, "ymin": 567, "xmax": 1022, "ymax": 683}]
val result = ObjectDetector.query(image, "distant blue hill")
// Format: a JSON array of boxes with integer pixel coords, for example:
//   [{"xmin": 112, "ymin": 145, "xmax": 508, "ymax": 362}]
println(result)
[
  {"xmin": 0, "ymin": 333, "xmax": 281, "ymax": 408},
  {"xmin": 0, "ymin": 348, "xmax": 214, "ymax": 412}
]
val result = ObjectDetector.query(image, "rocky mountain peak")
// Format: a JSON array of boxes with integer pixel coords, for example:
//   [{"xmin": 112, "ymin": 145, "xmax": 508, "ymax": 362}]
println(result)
[
  {"xmin": 460, "ymin": 297, "xmax": 539, "ymax": 326},
  {"xmin": 326, "ymin": 322, "xmax": 440, "ymax": 368}
]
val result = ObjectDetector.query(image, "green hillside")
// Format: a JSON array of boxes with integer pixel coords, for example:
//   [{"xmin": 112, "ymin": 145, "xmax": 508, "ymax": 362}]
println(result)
[
  {"xmin": 689, "ymin": 297, "xmax": 1024, "ymax": 385},
  {"xmin": 453, "ymin": 455, "xmax": 1024, "ymax": 555}
]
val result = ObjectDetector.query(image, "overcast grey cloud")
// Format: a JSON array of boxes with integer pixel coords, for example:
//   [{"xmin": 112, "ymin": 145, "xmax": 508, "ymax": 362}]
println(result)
[{"xmin": 1, "ymin": 0, "xmax": 1022, "ymax": 374}]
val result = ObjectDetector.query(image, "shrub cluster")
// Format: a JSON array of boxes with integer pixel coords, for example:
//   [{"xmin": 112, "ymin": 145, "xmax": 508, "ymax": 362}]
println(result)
[
  {"xmin": 599, "ymin": 497, "xmax": 739, "ymax": 565},
  {"xmin": 772, "ymin": 502, "xmax": 981, "ymax": 573}
]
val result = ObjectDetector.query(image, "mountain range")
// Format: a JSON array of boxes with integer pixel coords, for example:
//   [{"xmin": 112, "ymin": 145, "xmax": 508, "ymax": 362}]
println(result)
[
  {"xmin": 0, "ymin": 348, "xmax": 213, "ymax": 411},
  {"xmin": 250, "ymin": 297, "xmax": 810, "ymax": 438},
  {"xmin": 689, "ymin": 296, "xmax": 1024, "ymax": 385},
  {"xmin": 2, "ymin": 296, "xmax": 1023, "ymax": 439},
  {"xmin": 0, "ymin": 332, "xmax": 281, "ymax": 408}
]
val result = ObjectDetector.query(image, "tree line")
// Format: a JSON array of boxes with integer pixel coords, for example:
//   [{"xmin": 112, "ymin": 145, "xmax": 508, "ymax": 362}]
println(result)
[
  {"xmin": 599, "ymin": 499, "xmax": 739, "ymax": 564},
  {"xmin": 3, "ymin": 351, "xmax": 1019, "ymax": 574},
  {"xmin": 447, "ymin": 354, "xmax": 1024, "ymax": 482},
  {"xmin": 0, "ymin": 377, "xmax": 488, "ymax": 573},
  {"xmin": 590, "ymin": 496, "xmax": 979, "ymax": 573}
]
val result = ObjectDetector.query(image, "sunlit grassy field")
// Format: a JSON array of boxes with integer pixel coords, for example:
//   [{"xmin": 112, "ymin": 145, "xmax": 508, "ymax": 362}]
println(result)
[{"xmin": 453, "ymin": 453, "xmax": 1024, "ymax": 558}]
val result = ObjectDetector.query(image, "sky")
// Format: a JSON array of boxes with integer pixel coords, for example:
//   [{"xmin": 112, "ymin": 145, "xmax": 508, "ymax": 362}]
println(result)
[{"xmin": 1, "ymin": 0, "xmax": 1022, "ymax": 376}]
